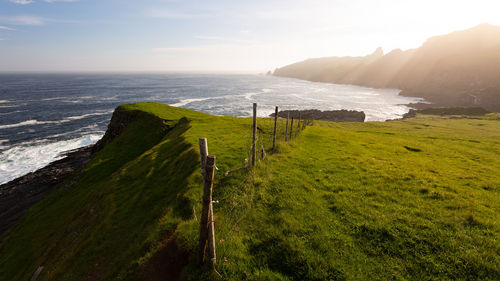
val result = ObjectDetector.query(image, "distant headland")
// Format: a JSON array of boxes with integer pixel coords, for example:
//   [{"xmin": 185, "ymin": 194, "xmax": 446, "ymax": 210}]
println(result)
[{"xmin": 273, "ymin": 24, "xmax": 500, "ymax": 112}]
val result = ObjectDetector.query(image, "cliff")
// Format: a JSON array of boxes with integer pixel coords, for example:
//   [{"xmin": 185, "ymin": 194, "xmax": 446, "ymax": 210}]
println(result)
[{"xmin": 274, "ymin": 24, "xmax": 500, "ymax": 111}]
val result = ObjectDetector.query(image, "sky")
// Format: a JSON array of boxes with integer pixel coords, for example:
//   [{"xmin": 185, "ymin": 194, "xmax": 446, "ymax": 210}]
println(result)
[{"xmin": 0, "ymin": 0, "xmax": 499, "ymax": 72}]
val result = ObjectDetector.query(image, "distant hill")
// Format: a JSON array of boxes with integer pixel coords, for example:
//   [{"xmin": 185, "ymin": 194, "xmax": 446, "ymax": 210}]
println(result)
[{"xmin": 274, "ymin": 24, "xmax": 500, "ymax": 111}]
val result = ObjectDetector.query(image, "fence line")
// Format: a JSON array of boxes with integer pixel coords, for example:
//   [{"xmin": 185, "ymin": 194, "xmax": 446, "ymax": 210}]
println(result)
[{"xmin": 197, "ymin": 103, "xmax": 312, "ymax": 274}]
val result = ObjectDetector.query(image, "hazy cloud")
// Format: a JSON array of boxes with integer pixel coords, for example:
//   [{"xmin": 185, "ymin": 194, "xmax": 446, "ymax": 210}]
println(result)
[
  {"xmin": 194, "ymin": 35, "xmax": 226, "ymax": 40},
  {"xmin": 44, "ymin": 0, "xmax": 79, "ymax": 2},
  {"xmin": 0, "ymin": 15, "xmax": 45, "ymax": 25},
  {"xmin": 0, "ymin": 25, "xmax": 16, "ymax": 31},
  {"xmin": 9, "ymin": 0, "xmax": 78, "ymax": 4},
  {"xmin": 9, "ymin": 0, "xmax": 34, "ymax": 4},
  {"xmin": 152, "ymin": 45, "xmax": 231, "ymax": 52},
  {"xmin": 145, "ymin": 8, "xmax": 210, "ymax": 19}
]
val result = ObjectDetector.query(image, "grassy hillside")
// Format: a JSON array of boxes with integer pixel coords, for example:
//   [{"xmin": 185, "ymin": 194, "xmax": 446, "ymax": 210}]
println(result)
[{"xmin": 1, "ymin": 103, "xmax": 499, "ymax": 280}]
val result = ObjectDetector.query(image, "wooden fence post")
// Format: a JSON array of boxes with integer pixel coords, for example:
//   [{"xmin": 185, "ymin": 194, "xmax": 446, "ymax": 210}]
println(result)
[
  {"xmin": 296, "ymin": 113, "xmax": 301, "ymax": 137},
  {"xmin": 273, "ymin": 106, "xmax": 278, "ymax": 150},
  {"xmin": 252, "ymin": 103, "xmax": 257, "ymax": 167},
  {"xmin": 206, "ymin": 156, "xmax": 216, "ymax": 268},
  {"xmin": 199, "ymin": 138, "xmax": 208, "ymax": 174},
  {"xmin": 285, "ymin": 113, "xmax": 289, "ymax": 142},
  {"xmin": 289, "ymin": 117, "xmax": 294, "ymax": 140},
  {"xmin": 198, "ymin": 150, "xmax": 216, "ymax": 265}
]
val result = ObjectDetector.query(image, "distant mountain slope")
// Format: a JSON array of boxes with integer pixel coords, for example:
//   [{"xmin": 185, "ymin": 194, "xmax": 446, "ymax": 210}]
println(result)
[{"xmin": 274, "ymin": 24, "xmax": 500, "ymax": 111}]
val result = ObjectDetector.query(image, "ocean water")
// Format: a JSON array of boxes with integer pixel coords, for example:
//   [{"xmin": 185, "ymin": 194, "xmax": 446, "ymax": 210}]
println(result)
[{"xmin": 0, "ymin": 73, "xmax": 423, "ymax": 184}]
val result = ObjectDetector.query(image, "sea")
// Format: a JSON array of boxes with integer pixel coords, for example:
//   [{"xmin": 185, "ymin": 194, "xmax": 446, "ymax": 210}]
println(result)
[{"xmin": 0, "ymin": 73, "xmax": 423, "ymax": 184}]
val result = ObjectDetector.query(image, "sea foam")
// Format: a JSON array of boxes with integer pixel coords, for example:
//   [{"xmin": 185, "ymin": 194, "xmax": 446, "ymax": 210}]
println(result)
[{"xmin": 0, "ymin": 134, "xmax": 102, "ymax": 185}]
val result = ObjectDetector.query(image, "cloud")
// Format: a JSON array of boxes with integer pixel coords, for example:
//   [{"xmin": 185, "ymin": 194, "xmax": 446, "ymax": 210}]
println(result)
[
  {"xmin": 145, "ymin": 8, "xmax": 210, "ymax": 19},
  {"xmin": 0, "ymin": 25, "xmax": 16, "ymax": 31},
  {"xmin": 44, "ymin": 0, "xmax": 79, "ymax": 2},
  {"xmin": 9, "ymin": 0, "xmax": 34, "ymax": 4},
  {"xmin": 194, "ymin": 35, "xmax": 259, "ymax": 45},
  {"xmin": 153, "ymin": 45, "xmax": 232, "ymax": 52},
  {"xmin": 0, "ymin": 15, "xmax": 45, "ymax": 25},
  {"xmin": 194, "ymin": 35, "xmax": 226, "ymax": 41},
  {"xmin": 9, "ymin": 0, "xmax": 78, "ymax": 4}
]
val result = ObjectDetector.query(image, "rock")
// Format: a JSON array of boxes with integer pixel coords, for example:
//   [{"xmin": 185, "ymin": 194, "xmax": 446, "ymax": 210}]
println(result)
[{"xmin": 270, "ymin": 109, "xmax": 365, "ymax": 122}]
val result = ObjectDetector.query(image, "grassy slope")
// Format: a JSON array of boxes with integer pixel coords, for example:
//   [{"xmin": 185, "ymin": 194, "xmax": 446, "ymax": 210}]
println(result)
[
  {"xmin": 0, "ymin": 103, "xmax": 499, "ymax": 280},
  {"xmin": 0, "ymin": 103, "xmax": 257, "ymax": 281},
  {"xmin": 212, "ymin": 116, "xmax": 499, "ymax": 280}
]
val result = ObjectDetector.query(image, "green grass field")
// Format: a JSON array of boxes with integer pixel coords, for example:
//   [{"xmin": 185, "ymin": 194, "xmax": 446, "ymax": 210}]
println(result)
[{"xmin": 0, "ymin": 103, "xmax": 498, "ymax": 280}]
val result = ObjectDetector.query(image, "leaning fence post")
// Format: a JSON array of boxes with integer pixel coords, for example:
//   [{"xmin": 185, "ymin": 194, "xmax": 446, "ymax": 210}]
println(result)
[
  {"xmin": 252, "ymin": 103, "xmax": 257, "ymax": 167},
  {"xmin": 289, "ymin": 117, "xmax": 294, "ymax": 140},
  {"xmin": 206, "ymin": 156, "xmax": 216, "ymax": 268},
  {"xmin": 198, "ymin": 150, "xmax": 216, "ymax": 265},
  {"xmin": 273, "ymin": 106, "xmax": 278, "ymax": 150},
  {"xmin": 285, "ymin": 112, "xmax": 289, "ymax": 142}
]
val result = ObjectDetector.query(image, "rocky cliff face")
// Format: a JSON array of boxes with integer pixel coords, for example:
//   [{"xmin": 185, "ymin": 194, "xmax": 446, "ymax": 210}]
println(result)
[
  {"xmin": 92, "ymin": 107, "xmax": 169, "ymax": 153},
  {"xmin": 274, "ymin": 24, "xmax": 500, "ymax": 111}
]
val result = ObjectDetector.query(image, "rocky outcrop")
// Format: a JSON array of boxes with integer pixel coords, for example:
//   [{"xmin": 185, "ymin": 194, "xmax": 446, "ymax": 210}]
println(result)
[
  {"xmin": 401, "ymin": 107, "xmax": 490, "ymax": 119},
  {"xmin": 271, "ymin": 109, "xmax": 365, "ymax": 122},
  {"xmin": 92, "ymin": 107, "xmax": 170, "ymax": 153}
]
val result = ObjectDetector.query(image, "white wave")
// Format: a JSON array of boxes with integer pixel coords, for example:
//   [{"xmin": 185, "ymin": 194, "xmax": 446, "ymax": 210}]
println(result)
[
  {"xmin": 0, "ymin": 120, "xmax": 55, "ymax": 129},
  {"xmin": 0, "ymin": 134, "xmax": 103, "ymax": 185},
  {"xmin": 0, "ymin": 110, "xmax": 25, "ymax": 116},
  {"xmin": 242, "ymin": 92, "xmax": 258, "ymax": 100},
  {"xmin": 65, "ymin": 111, "xmax": 112, "ymax": 121},
  {"xmin": 46, "ymin": 126, "xmax": 104, "ymax": 139},
  {"xmin": 0, "ymin": 100, "xmax": 9, "ymax": 104},
  {"xmin": 40, "ymin": 97, "xmax": 65, "ymax": 101},
  {"xmin": 0, "ymin": 104, "xmax": 19, "ymax": 108},
  {"xmin": 99, "ymin": 96, "xmax": 118, "ymax": 101},
  {"xmin": 0, "ymin": 111, "xmax": 112, "ymax": 130},
  {"xmin": 170, "ymin": 97, "xmax": 211, "ymax": 107}
]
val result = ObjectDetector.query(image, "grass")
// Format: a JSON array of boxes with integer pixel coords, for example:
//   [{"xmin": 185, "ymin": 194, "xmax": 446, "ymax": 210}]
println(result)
[{"xmin": 0, "ymin": 103, "xmax": 498, "ymax": 281}]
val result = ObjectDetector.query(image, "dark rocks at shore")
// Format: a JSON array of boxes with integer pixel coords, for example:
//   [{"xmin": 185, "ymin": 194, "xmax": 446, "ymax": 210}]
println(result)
[
  {"xmin": 0, "ymin": 146, "xmax": 92, "ymax": 235},
  {"xmin": 401, "ymin": 109, "xmax": 418, "ymax": 119},
  {"xmin": 271, "ymin": 109, "xmax": 365, "ymax": 122},
  {"xmin": 401, "ymin": 107, "xmax": 490, "ymax": 120},
  {"xmin": 417, "ymin": 107, "xmax": 490, "ymax": 116}
]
